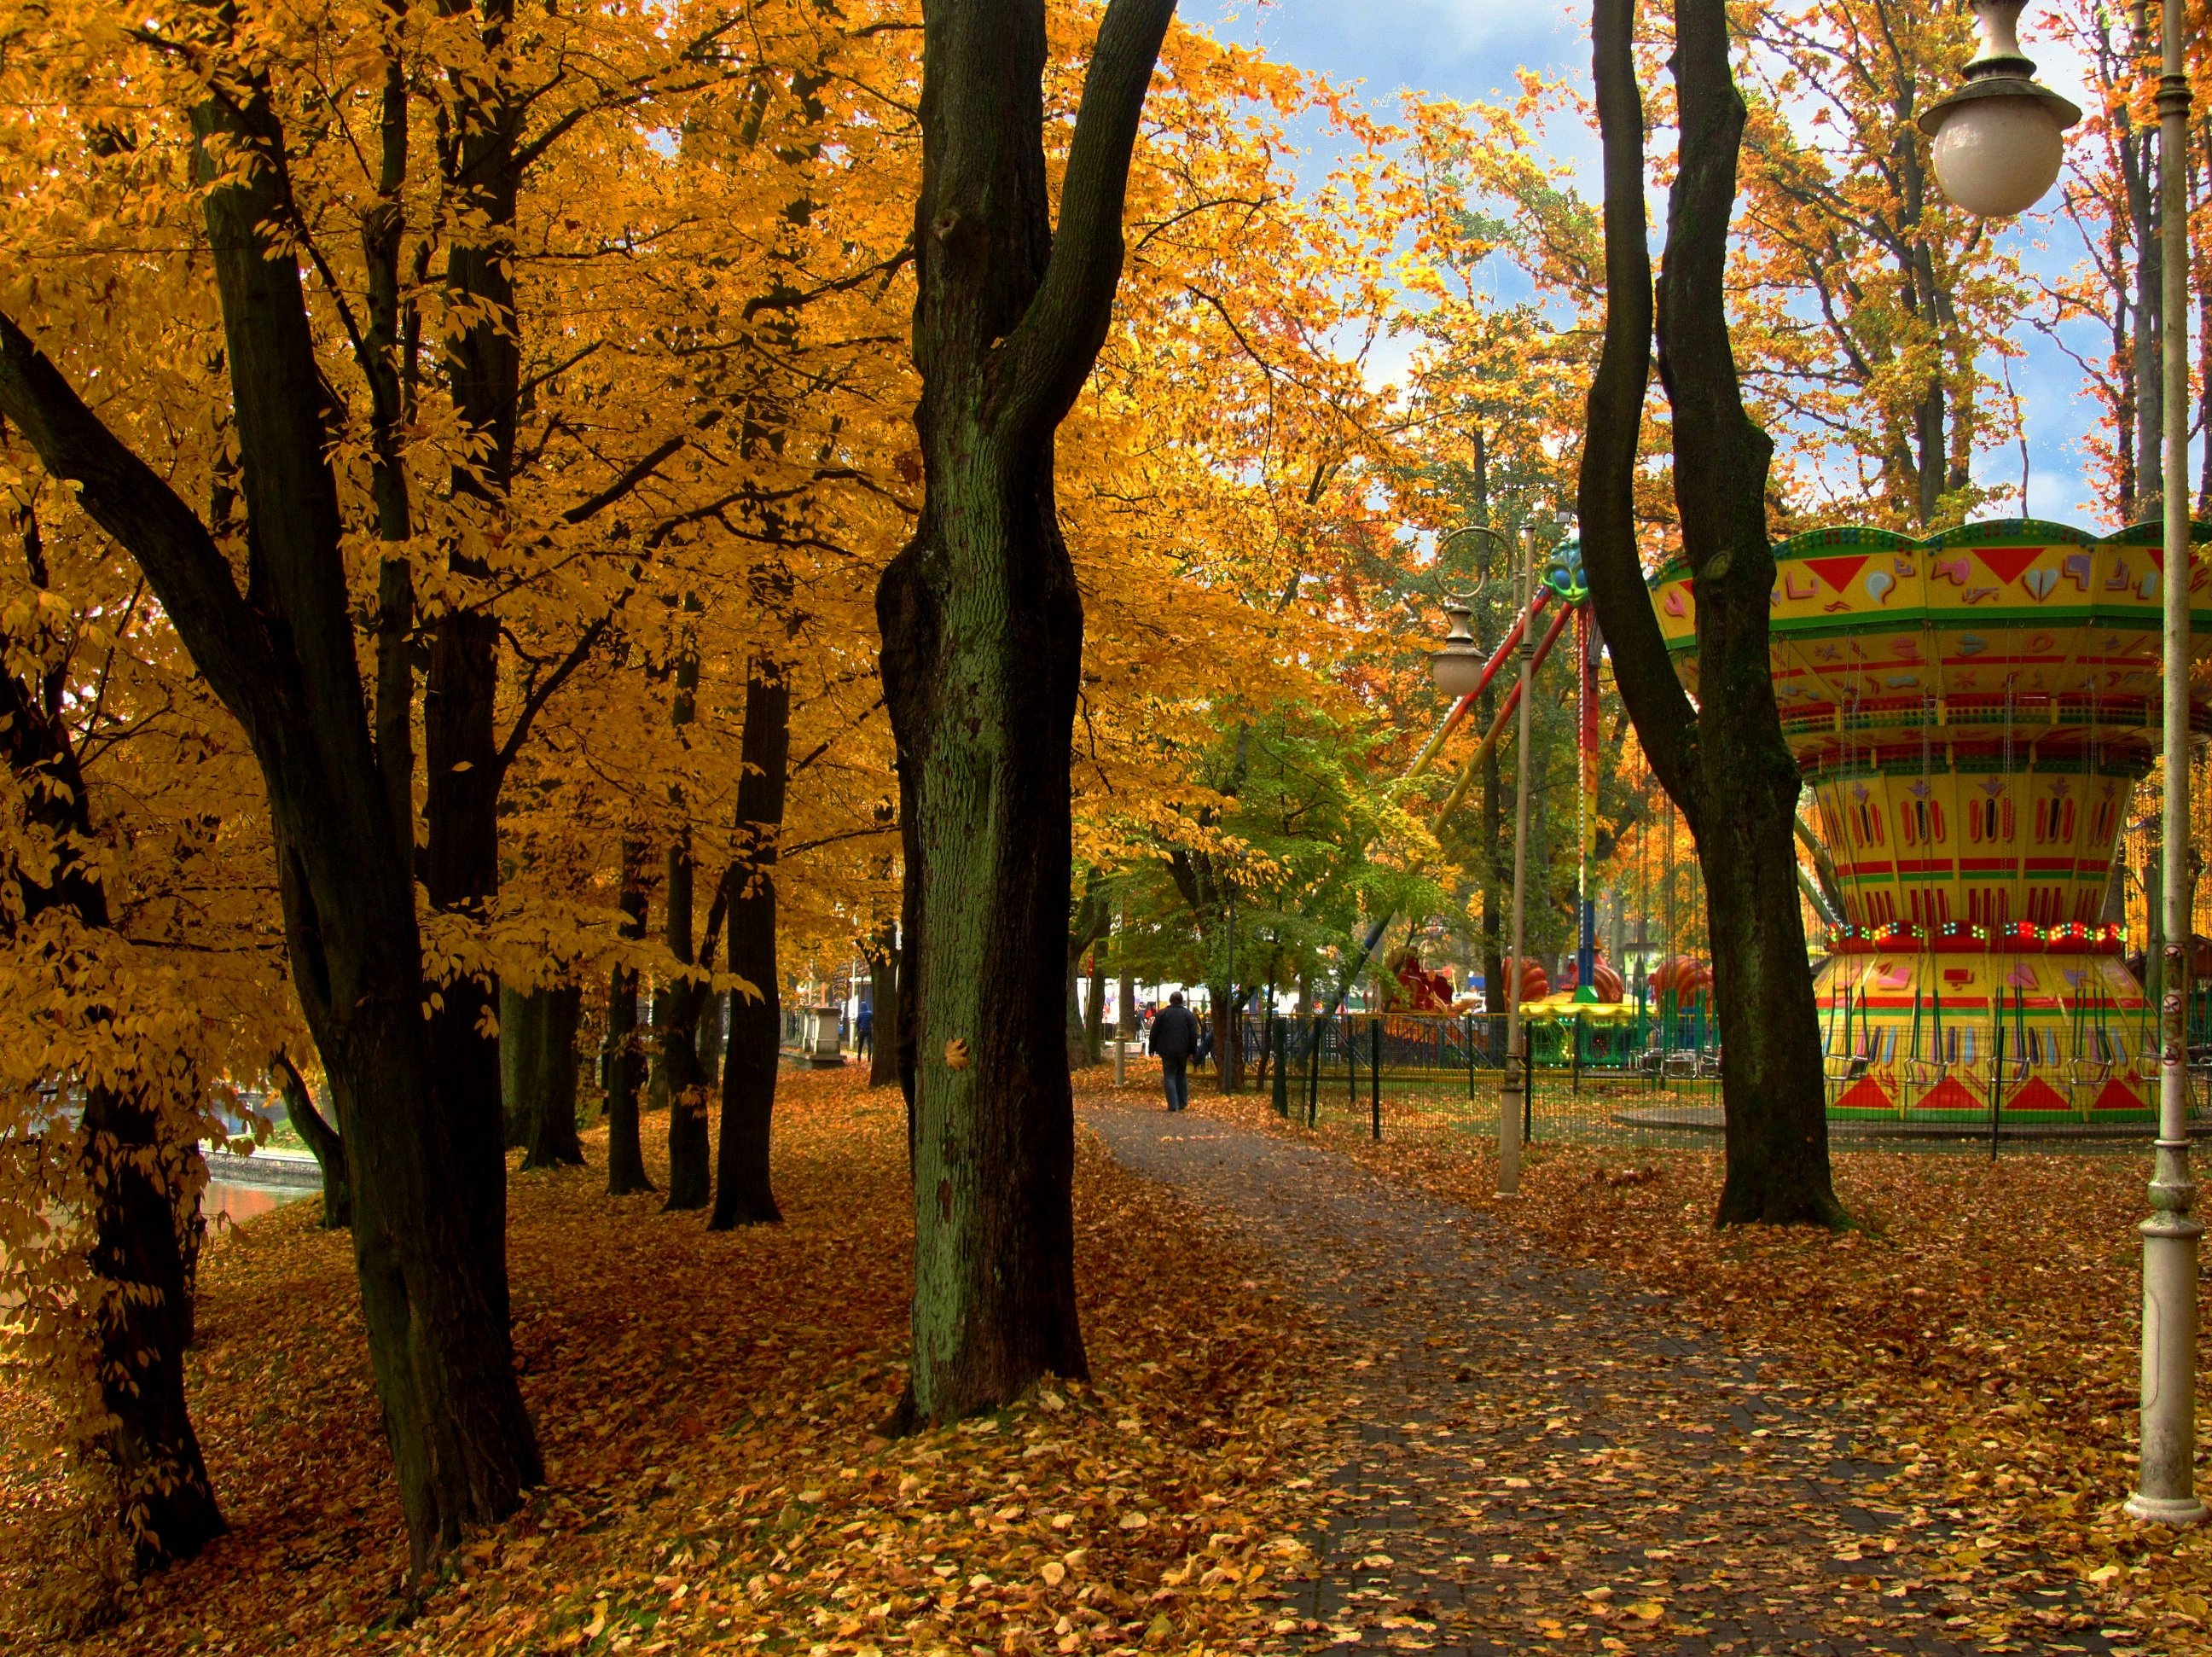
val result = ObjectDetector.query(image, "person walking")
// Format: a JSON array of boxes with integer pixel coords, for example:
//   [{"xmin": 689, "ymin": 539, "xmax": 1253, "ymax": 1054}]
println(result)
[
  {"xmin": 855, "ymin": 1000, "xmax": 874, "ymax": 1060},
  {"xmin": 1150, "ymin": 991, "xmax": 1198, "ymax": 1113}
]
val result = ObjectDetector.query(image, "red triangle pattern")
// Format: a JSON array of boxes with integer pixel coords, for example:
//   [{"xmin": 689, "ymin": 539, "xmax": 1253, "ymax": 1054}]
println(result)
[
  {"xmin": 2005, "ymin": 1076, "xmax": 2071, "ymax": 1113},
  {"xmin": 2093, "ymin": 1075, "xmax": 2148, "ymax": 1113},
  {"xmin": 1835, "ymin": 1077, "xmax": 1895, "ymax": 1113},
  {"xmin": 1803, "ymin": 555, "xmax": 1869, "ymax": 594},
  {"xmin": 1915, "ymin": 1075, "xmax": 1983, "ymax": 1113},
  {"xmin": 1974, "ymin": 545, "xmax": 2041, "ymax": 585}
]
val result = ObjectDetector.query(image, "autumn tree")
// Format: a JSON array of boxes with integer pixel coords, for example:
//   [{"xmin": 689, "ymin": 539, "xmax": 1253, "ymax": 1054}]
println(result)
[
  {"xmin": 877, "ymin": 0, "xmax": 1176, "ymax": 1425},
  {"xmin": 1577, "ymin": 0, "xmax": 1843, "ymax": 1225},
  {"xmin": 2042, "ymin": 0, "xmax": 2212, "ymax": 523},
  {"xmin": 0, "ymin": 9, "xmax": 552, "ymax": 1573},
  {"xmin": 1731, "ymin": 0, "xmax": 2021, "ymax": 528},
  {"xmin": 0, "ymin": 456, "xmax": 293, "ymax": 1575}
]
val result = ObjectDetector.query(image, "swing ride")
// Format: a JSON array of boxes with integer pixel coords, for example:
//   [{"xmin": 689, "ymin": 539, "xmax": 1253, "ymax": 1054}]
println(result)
[{"xmin": 1652, "ymin": 519, "xmax": 2212, "ymax": 1124}]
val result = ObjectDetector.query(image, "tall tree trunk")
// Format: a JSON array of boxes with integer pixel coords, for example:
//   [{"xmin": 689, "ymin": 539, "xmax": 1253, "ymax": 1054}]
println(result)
[
  {"xmin": 1065, "ymin": 880, "xmax": 1110, "ymax": 1070},
  {"xmin": 606, "ymin": 841, "xmax": 654, "ymax": 1195},
  {"xmin": 276, "ymin": 1055, "xmax": 350, "ymax": 1230},
  {"xmin": 499, "ymin": 985, "xmax": 531, "ymax": 1151},
  {"xmin": 502, "ymin": 985, "xmax": 583, "ymax": 1171},
  {"xmin": 1576, "ymin": 0, "xmax": 1842, "ymax": 1227},
  {"xmin": 0, "ymin": 70, "xmax": 542, "ymax": 1570},
  {"xmin": 421, "ymin": 607, "xmax": 507, "ymax": 1310},
  {"xmin": 658, "ymin": 837, "xmax": 710, "ymax": 1209},
  {"xmin": 427, "ymin": 0, "xmax": 525, "ymax": 1323},
  {"xmin": 876, "ymin": 0, "xmax": 1174, "ymax": 1427},
  {"xmin": 2127, "ymin": 86, "xmax": 2163, "ymax": 520},
  {"xmin": 655, "ymin": 611, "xmax": 711, "ymax": 1208},
  {"xmin": 867, "ymin": 924, "xmax": 903, "ymax": 1089},
  {"xmin": 81, "ymin": 1081, "xmax": 226, "ymax": 1571},
  {"xmin": 711, "ymin": 665, "xmax": 791, "ymax": 1229},
  {"xmin": 1207, "ymin": 976, "xmax": 1239, "ymax": 1092}
]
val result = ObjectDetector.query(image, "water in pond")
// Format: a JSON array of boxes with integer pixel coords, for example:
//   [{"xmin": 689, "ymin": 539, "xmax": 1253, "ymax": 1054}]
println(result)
[{"xmin": 203, "ymin": 1177, "xmax": 313, "ymax": 1226}]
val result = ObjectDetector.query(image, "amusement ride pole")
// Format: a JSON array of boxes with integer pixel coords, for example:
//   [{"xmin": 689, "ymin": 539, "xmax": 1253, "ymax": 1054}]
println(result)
[
  {"xmin": 1576, "ymin": 603, "xmax": 1600, "ymax": 993},
  {"xmin": 1500, "ymin": 524, "xmax": 1538, "ymax": 1196}
]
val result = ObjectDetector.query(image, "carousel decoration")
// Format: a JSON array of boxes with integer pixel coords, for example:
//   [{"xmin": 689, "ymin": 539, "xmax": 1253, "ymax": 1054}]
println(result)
[{"xmin": 1652, "ymin": 520, "xmax": 2212, "ymax": 1121}]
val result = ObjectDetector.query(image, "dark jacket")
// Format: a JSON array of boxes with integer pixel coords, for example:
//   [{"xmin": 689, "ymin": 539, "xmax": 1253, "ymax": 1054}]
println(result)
[{"xmin": 1150, "ymin": 1004, "xmax": 1198, "ymax": 1061}]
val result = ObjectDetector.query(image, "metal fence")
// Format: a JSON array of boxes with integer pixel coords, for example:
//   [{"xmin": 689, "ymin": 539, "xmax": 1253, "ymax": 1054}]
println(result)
[{"xmin": 1232, "ymin": 1009, "xmax": 2209, "ymax": 1157}]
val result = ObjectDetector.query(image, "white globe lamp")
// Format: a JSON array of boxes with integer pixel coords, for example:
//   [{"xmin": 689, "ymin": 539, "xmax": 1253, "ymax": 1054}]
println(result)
[
  {"xmin": 1919, "ymin": 0, "xmax": 2081, "ymax": 218},
  {"xmin": 1429, "ymin": 599, "xmax": 1486, "ymax": 701}
]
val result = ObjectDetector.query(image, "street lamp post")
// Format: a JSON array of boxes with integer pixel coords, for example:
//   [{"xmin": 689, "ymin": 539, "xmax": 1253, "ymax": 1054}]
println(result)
[
  {"xmin": 1925, "ymin": 0, "xmax": 2200, "ymax": 1525},
  {"xmin": 1499, "ymin": 526, "xmax": 1538, "ymax": 1196},
  {"xmin": 1425, "ymin": 520, "xmax": 1534, "ymax": 1194}
]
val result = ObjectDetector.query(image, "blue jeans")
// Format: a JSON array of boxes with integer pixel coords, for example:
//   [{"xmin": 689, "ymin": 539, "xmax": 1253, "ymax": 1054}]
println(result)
[{"xmin": 1161, "ymin": 1057, "xmax": 1189, "ymax": 1112}]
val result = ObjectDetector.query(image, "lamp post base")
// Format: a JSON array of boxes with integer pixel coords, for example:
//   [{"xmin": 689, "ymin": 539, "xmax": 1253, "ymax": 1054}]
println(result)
[{"xmin": 2124, "ymin": 1491, "xmax": 2206, "ymax": 1526}]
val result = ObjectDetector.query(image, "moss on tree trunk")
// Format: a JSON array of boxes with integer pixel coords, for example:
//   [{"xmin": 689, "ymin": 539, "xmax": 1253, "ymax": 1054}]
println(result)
[{"xmin": 877, "ymin": 0, "xmax": 1174, "ymax": 1425}]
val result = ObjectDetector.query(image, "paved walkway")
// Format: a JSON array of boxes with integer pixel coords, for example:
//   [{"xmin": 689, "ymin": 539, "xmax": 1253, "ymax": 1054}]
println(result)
[{"xmin": 1083, "ymin": 1103, "xmax": 2116, "ymax": 1657}]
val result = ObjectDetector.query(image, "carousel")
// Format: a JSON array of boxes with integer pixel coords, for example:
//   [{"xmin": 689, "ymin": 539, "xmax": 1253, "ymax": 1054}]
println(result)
[{"xmin": 1652, "ymin": 520, "xmax": 2212, "ymax": 1122}]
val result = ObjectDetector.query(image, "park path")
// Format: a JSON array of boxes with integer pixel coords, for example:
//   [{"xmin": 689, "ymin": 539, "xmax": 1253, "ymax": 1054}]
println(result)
[{"xmin": 1081, "ymin": 1101, "xmax": 2116, "ymax": 1657}]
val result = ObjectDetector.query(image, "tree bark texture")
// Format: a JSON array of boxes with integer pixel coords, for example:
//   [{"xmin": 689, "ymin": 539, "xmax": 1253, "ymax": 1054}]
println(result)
[
  {"xmin": 655, "ymin": 620, "xmax": 710, "ymax": 1209},
  {"xmin": 605, "ymin": 841, "xmax": 654, "ymax": 1195},
  {"xmin": 711, "ymin": 666, "xmax": 791, "ymax": 1230},
  {"xmin": 657, "ymin": 834, "xmax": 711, "ymax": 1211},
  {"xmin": 696, "ymin": 989, "xmax": 726, "ymax": 1093},
  {"xmin": 501, "ymin": 984, "xmax": 584, "ymax": 1171},
  {"xmin": 1576, "ymin": 0, "xmax": 1842, "ymax": 1228},
  {"xmin": 1065, "ymin": 881, "xmax": 1110, "ymax": 1071},
  {"xmin": 0, "ymin": 78, "xmax": 541, "ymax": 1574},
  {"xmin": 81, "ymin": 1082, "xmax": 226, "ymax": 1571},
  {"xmin": 426, "ymin": 0, "xmax": 525, "ymax": 1323},
  {"xmin": 276, "ymin": 1055, "xmax": 351, "ymax": 1230},
  {"xmin": 875, "ymin": 0, "xmax": 1173, "ymax": 1425}
]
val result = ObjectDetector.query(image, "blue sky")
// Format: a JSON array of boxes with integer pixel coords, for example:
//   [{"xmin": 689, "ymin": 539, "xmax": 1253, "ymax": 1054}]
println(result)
[{"xmin": 1183, "ymin": 0, "xmax": 2122, "ymax": 530}]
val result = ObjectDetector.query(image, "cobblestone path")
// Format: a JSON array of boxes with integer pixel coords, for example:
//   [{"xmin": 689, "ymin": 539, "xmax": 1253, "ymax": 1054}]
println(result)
[{"xmin": 1083, "ymin": 1103, "xmax": 2117, "ymax": 1657}]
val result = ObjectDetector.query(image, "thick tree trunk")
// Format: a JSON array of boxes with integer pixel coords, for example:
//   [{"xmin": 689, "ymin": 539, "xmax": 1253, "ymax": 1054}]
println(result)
[
  {"xmin": 426, "ymin": 10, "xmax": 522, "ymax": 1323},
  {"xmin": 276, "ymin": 1055, "xmax": 350, "ymax": 1230},
  {"xmin": 82, "ymin": 1082, "xmax": 226, "ymax": 1569},
  {"xmin": 422, "ymin": 608, "xmax": 508, "ymax": 1311},
  {"xmin": 881, "ymin": 453, "xmax": 1090, "ymax": 1416},
  {"xmin": 1065, "ymin": 951, "xmax": 1090, "ymax": 1071},
  {"xmin": 696, "ymin": 989, "xmax": 725, "ymax": 1092},
  {"xmin": 712, "ymin": 666, "xmax": 791, "ymax": 1229},
  {"xmin": 655, "ymin": 617, "xmax": 711, "ymax": 1208},
  {"xmin": 1576, "ymin": 0, "xmax": 1841, "ymax": 1228},
  {"xmin": 658, "ymin": 837, "xmax": 711, "ymax": 1210},
  {"xmin": 1209, "ymin": 978, "xmax": 1245, "ymax": 1092},
  {"xmin": 606, "ymin": 842, "xmax": 654, "ymax": 1195},
  {"xmin": 502, "ymin": 984, "xmax": 583, "ymax": 1171},
  {"xmin": 877, "ymin": 0, "xmax": 1172, "ymax": 1427},
  {"xmin": 499, "ymin": 985, "xmax": 530, "ymax": 1151}
]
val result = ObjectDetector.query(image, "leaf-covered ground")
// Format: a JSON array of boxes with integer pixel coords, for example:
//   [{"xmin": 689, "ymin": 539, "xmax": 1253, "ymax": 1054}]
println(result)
[
  {"xmin": 11, "ymin": 1065, "xmax": 2212, "ymax": 1655},
  {"xmin": 0, "ymin": 1070, "xmax": 1335, "ymax": 1654},
  {"xmin": 1192, "ymin": 1085, "xmax": 2212, "ymax": 1654}
]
